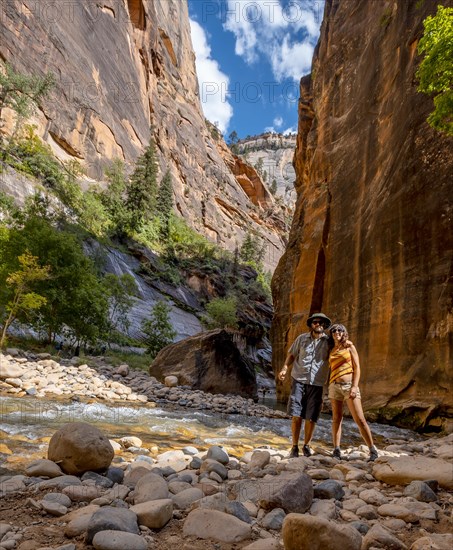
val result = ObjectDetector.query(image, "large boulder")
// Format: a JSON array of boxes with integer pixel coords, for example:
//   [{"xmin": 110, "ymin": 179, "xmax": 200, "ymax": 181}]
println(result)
[
  {"xmin": 372, "ymin": 456, "xmax": 453, "ymax": 490},
  {"xmin": 48, "ymin": 422, "xmax": 114, "ymax": 475},
  {"xmin": 149, "ymin": 329, "xmax": 257, "ymax": 398}
]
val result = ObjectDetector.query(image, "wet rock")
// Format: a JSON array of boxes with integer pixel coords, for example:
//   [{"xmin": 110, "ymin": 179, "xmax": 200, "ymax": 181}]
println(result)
[
  {"xmin": 372, "ymin": 457, "xmax": 453, "ymax": 490},
  {"xmin": 25, "ymin": 459, "xmax": 63, "ymax": 479},
  {"xmin": 282, "ymin": 513, "xmax": 362, "ymax": 550},
  {"xmin": 86, "ymin": 506, "xmax": 139, "ymax": 544},
  {"xmin": 200, "ymin": 459, "xmax": 228, "ymax": 480},
  {"xmin": 48, "ymin": 423, "xmax": 114, "ymax": 475},
  {"xmin": 314, "ymin": 479, "xmax": 345, "ymax": 500},
  {"xmin": 403, "ymin": 480, "xmax": 438, "ymax": 502},
  {"xmin": 92, "ymin": 530, "xmax": 147, "ymax": 550},
  {"xmin": 206, "ymin": 445, "xmax": 229, "ymax": 465},
  {"xmin": 130, "ymin": 499, "xmax": 173, "ymax": 529},
  {"xmin": 183, "ymin": 508, "xmax": 251, "ymax": 543},
  {"xmin": 362, "ymin": 523, "xmax": 407, "ymax": 549}
]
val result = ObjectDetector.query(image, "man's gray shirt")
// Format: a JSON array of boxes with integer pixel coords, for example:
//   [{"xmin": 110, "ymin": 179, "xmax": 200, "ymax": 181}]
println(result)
[{"xmin": 288, "ymin": 333, "xmax": 330, "ymax": 386}]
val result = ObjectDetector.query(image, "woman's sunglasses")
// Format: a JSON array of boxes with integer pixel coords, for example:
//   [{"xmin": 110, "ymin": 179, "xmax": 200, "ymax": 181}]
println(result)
[{"xmin": 331, "ymin": 329, "xmax": 345, "ymax": 334}]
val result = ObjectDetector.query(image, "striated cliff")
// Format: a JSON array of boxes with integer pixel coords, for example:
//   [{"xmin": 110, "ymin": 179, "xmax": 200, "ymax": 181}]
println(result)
[
  {"xmin": 272, "ymin": 0, "xmax": 453, "ymax": 431},
  {"xmin": 237, "ymin": 133, "xmax": 297, "ymax": 207},
  {"xmin": 0, "ymin": 0, "xmax": 285, "ymax": 270}
]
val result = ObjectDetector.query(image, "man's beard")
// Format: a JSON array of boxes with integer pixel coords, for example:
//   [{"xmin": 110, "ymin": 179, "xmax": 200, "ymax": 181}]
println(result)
[{"xmin": 312, "ymin": 326, "xmax": 324, "ymax": 334}]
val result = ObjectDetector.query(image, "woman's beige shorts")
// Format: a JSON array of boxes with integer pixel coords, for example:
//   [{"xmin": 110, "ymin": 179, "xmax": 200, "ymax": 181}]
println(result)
[{"xmin": 328, "ymin": 382, "xmax": 361, "ymax": 401}]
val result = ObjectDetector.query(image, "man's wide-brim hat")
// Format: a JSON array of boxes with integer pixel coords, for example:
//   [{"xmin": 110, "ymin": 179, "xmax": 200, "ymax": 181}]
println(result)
[{"xmin": 307, "ymin": 312, "xmax": 332, "ymax": 328}]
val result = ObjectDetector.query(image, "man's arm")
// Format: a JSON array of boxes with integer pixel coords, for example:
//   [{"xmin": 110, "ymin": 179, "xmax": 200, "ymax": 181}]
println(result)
[{"xmin": 278, "ymin": 352, "xmax": 295, "ymax": 381}]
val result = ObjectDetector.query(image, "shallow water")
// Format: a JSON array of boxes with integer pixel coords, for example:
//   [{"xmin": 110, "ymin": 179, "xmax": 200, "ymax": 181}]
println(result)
[{"xmin": 0, "ymin": 395, "xmax": 421, "ymax": 466}]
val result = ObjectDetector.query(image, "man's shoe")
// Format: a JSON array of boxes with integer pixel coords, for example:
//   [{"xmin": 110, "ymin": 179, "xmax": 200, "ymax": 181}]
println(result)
[
  {"xmin": 368, "ymin": 446, "xmax": 378, "ymax": 462},
  {"xmin": 303, "ymin": 444, "xmax": 313, "ymax": 457},
  {"xmin": 289, "ymin": 445, "xmax": 299, "ymax": 458},
  {"xmin": 332, "ymin": 447, "xmax": 342, "ymax": 460}
]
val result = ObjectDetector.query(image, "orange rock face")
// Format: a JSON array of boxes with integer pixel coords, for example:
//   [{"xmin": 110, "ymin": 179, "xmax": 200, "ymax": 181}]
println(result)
[{"xmin": 272, "ymin": 0, "xmax": 453, "ymax": 430}]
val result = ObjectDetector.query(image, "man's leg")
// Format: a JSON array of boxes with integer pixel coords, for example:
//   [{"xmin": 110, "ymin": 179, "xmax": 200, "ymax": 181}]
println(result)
[
  {"xmin": 303, "ymin": 419, "xmax": 316, "ymax": 446},
  {"xmin": 291, "ymin": 416, "xmax": 302, "ymax": 446}
]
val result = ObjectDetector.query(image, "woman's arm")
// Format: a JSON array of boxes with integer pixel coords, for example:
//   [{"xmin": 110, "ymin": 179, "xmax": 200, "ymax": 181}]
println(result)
[{"xmin": 349, "ymin": 345, "xmax": 361, "ymax": 398}]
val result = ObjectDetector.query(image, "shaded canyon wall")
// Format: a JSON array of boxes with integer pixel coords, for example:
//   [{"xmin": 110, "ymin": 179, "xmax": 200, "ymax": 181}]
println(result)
[{"xmin": 272, "ymin": 0, "xmax": 453, "ymax": 430}]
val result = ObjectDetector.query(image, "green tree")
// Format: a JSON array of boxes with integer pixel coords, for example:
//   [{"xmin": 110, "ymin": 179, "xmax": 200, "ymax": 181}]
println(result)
[
  {"xmin": 126, "ymin": 137, "xmax": 159, "ymax": 232},
  {"xmin": 255, "ymin": 157, "xmax": 264, "ymax": 176},
  {"xmin": 0, "ymin": 251, "xmax": 50, "ymax": 347},
  {"xmin": 156, "ymin": 170, "xmax": 173, "ymax": 238},
  {"xmin": 100, "ymin": 158, "xmax": 130, "ymax": 236},
  {"xmin": 203, "ymin": 296, "xmax": 238, "ymax": 329},
  {"xmin": 239, "ymin": 232, "xmax": 265, "ymax": 265},
  {"xmin": 417, "ymin": 5, "xmax": 453, "ymax": 136},
  {"xmin": 0, "ymin": 214, "xmax": 109, "ymax": 345},
  {"xmin": 103, "ymin": 273, "xmax": 137, "ymax": 338},
  {"xmin": 0, "ymin": 63, "xmax": 54, "ymax": 138},
  {"xmin": 270, "ymin": 179, "xmax": 278, "ymax": 195},
  {"xmin": 142, "ymin": 300, "xmax": 176, "ymax": 359}
]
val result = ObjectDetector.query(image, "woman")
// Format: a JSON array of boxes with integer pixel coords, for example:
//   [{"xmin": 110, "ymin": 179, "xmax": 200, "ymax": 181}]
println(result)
[{"xmin": 328, "ymin": 323, "xmax": 378, "ymax": 461}]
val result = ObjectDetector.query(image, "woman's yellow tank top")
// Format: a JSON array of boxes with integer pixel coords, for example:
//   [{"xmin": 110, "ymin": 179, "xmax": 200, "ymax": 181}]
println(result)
[{"xmin": 329, "ymin": 347, "xmax": 354, "ymax": 383}]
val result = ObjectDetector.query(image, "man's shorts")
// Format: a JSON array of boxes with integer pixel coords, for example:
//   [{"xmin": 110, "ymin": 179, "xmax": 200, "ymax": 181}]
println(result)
[
  {"xmin": 328, "ymin": 382, "xmax": 361, "ymax": 401},
  {"xmin": 287, "ymin": 379, "xmax": 323, "ymax": 422}
]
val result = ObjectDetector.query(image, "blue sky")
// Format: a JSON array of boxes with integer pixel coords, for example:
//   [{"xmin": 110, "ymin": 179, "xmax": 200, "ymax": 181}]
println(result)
[{"xmin": 188, "ymin": 0, "xmax": 325, "ymax": 139}]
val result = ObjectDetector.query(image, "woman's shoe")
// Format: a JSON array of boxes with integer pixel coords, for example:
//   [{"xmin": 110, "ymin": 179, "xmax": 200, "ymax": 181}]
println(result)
[
  {"xmin": 332, "ymin": 447, "xmax": 342, "ymax": 460},
  {"xmin": 368, "ymin": 446, "xmax": 378, "ymax": 462}
]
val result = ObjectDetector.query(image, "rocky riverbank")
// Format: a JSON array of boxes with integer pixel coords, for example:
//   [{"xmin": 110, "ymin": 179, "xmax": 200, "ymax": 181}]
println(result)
[
  {"xmin": 0, "ymin": 427, "xmax": 452, "ymax": 550},
  {"xmin": 0, "ymin": 350, "xmax": 283, "ymax": 419},
  {"xmin": 0, "ymin": 349, "xmax": 452, "ymax": 549}
]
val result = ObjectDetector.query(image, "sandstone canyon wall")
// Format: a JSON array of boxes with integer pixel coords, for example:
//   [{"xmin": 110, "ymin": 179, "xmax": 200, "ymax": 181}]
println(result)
[
  {"xmin": 272, "ymin": 0, "xmax": 453, "ymax": 430},
  {"xmin": 0, "ymin": 0, "xmax": 285, "ymax": 270}
]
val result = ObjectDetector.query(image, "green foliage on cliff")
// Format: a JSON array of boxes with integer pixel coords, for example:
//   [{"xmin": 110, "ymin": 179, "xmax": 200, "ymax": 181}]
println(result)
[
  {"xmin": 203, "ymin": 296, "xmax": 239, "ymax": 330},
  {"xmin": 156, "ymin": 170, "xmax": 173, "ymax": 238},
  {"xmin": 0, "ymin": 63, "xmax": 54, "ymax": 137},
  {"xmin": 142, "ymin": 300, "xmax": 176, "ymax": 359},
  {"xmin": 417, "ymin": 5, "xmax": 453, "ymax": 136}
]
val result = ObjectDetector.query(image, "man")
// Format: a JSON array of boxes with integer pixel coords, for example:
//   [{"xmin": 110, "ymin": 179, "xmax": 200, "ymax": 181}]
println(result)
[{"xmin": 278, "ymin": 312, "xmax": 332, "ymax": 458}]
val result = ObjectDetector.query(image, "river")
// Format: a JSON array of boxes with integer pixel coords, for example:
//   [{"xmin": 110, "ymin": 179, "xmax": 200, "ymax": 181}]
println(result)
[{"xmin": 0, "ymin": 395, "xmax": 422, "ymax": 469}]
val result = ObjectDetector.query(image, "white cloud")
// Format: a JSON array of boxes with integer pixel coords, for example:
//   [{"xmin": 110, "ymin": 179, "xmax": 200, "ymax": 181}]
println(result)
[
  {"xmin": 190, "ymin": 19, "xmax": 233, "ymax": 133},
  {"xmin": 223, "ymin": 0, "xmax": 324, "ymax": 82},
  {"xmin": 283, "ymin": 126, "xmax": 297, "ymax": 135},
  {"xmin": 273, "ymin": 116, "xmax": 283, "ymax": 128}
]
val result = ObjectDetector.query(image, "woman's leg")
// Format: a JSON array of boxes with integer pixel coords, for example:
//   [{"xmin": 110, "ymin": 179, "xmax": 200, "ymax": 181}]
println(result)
[
  {"xmin": 346, "ymin": 397, "xmax": 374, "ymax": 448},
  {"xmin": 330, "ymin": 399, "xmax": 344, "ymax": 448}
]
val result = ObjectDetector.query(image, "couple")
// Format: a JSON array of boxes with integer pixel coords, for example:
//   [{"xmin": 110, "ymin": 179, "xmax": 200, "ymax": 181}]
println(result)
[{"xmin": 278, "ymin": 312, "xmax": 378, "ymax": 461}]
